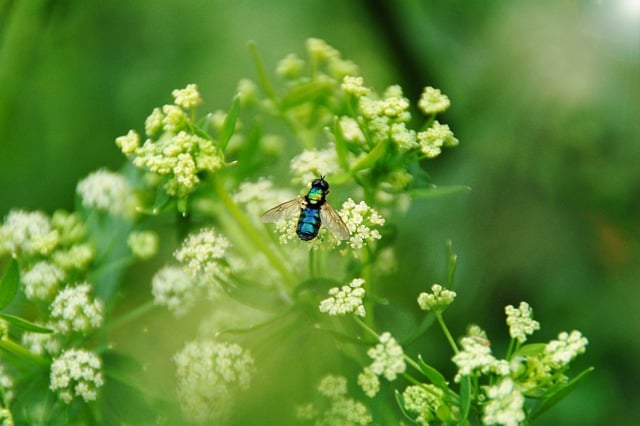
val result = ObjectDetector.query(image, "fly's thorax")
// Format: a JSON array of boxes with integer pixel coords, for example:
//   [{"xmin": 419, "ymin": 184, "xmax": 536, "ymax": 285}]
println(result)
[{"xmin": 306, "ymin": 186, "xmax": 327, "ymax": 206}]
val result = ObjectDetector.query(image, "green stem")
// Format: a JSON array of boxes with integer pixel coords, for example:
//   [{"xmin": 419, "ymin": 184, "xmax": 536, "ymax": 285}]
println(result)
[
  {"xmin": 248, "ymin": 41, "xmax": 278, "ymax": 103},
  {"xmin": 212, "ymin": 177, "xmax": 297, "ymax": 292},
  {"xmin": 435, "ymin": 311, "xmax": 458, "ymax": 354},
  {"xmin": 0, "ymin": 338, "xmax": 49, "ymax": 367},
  {"xmin": 106, "ymin": 301, "xmax": 156, "ymax": 332},
  {"xmin": 354, "ymin": 316, "xmax": 378, "ymax": 340},
  {"xmin": 505, "ymin": 338, "xmax": 517, "ymax": 360}
]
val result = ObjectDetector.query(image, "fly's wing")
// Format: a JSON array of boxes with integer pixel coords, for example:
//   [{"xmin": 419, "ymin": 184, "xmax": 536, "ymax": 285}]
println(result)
[
  {"xmin": 260, "ymin": 197, "xmax": 304, "ymax": 223},
  {"xmin": 320, "ymin": 202, "xmax": 350, "ymax": 240}
]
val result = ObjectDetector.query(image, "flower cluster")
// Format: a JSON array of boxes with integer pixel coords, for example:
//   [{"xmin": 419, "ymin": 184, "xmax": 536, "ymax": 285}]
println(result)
[
  {"xmin": 417, "ymin": 284, "xmax": 456, "ymax": 312},
  {"xmin": 296, "ymin": 375, "xmax": 372, "ymax": 425},
  {"xmin": 336, "ymin": 199, "xmax": 384, "ymax": 250},
  {"xmin": 76, "ymin": 169, "xmax": 138, "ymax": 217},
  {"xmin": 116, "ymin": 84, "xmax": 225, "ymax": 198},
  {"xmin": 49, "ymin": 349, "xmax": 104, "ymax": 404},
  {"xmin": 505, "ymin": 302, "xmax": 540, "ymax": 343},
  {"xmin": 0, "ymin": 210, "xmax": 95, "ymax": 304},
  {"xmin": 174, "ymin": 227, "xmax": 230, "ymax": 280},
  {"xmin": 402, "ymin": 384, "xmax": 451, "ymax": 425},
  {"xmin": 49, "ymin": 283, "xmax": 104, "ymax": 334},
  {"xmin": 319, "ymin": 278, "xmax": 366, "ymax": 317},
  {"xmin": 452, "ymin": 325, "xmax": 509, "ymax": 381},
  {"xmin": 482, "ymin": 378, "xmax": 526, "ymax": 426},
  {"xmin": 365, "ymin": 332, "xmax": 406, "ymax": 381},
  {"xmin": 290, "ymin": 148, "xmax": 340, "ymax": 186},
  {"xmin": 151, "ymin": 265, "xmax": 196, "ymax": 317},
  {"xmin": 173, "ymin": 339, "xmax": 255, "ymax": 423}
]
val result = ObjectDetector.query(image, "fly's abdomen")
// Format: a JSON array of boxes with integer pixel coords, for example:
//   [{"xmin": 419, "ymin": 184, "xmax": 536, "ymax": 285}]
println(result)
[{"xmin": 296, "ymin": 207, "xmax": 322, "ymax": 241}]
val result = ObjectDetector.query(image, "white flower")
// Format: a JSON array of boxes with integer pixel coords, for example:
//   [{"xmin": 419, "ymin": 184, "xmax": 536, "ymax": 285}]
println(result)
[
  {"xmin": 544, "ymin": 330, "xmax": 588, "ymax": 368},
  {"xmin": 319, "ymin": 278, "xmax": 366, "ymax": 317},
  {"xmin": 390, "ymin": 122, "xmax": 418, "ymax": 150},
  {"xmin": 357, "ymin": 367, "xmax": 380, "ymax": 398},
  {"xmin": 300, "ymin": 375, "xmax": 372, "ymax": 425},
  {"xmin": 0, "ymin": 210, "xmax": 59, "ymax": 257},
  {"xmin": 50, "ymin": 349, "xmax": 104, "ymax": 404},
  {"xmin": 151, "ymin": 266, "xmax": 197, "ymax": 317},
  {"xmin": 76, "ymin": 169, "xmax": 137, "ymax": 217},
  {"xmin": 367, "ymin": 332, "xmax": 406, "ymax": 381},
  {"xmin": 0, "ymin": 363, "xmax": 14, "ymax": 404},
  {"xmin": 317, "ymin": 375, "xmax": 348, "ymax": 399},
  {"xmin": 505, "ymin": 302, "xmax": 540, "ymax": 343},
  {"xmin": 22, "ymin": 327, "xmax": 60, "ymax": 356},
  {"xmin": 482, "ymin": 378, "xmax": 525, "ymax": 426},
  {"xmin": 172, "ymin": 83, "xmax": 202, "ymax": 109},
  {"xmin": 452, "ymin": 326, "xmax": 499, "ymax": 381},
  {"xmin": 21, "ymin": 261, "xmax": 65, "ymax": 300},
  {"xmin": 174, "ymin": 340, "xmax": 254, "ymax": 423},
  {"xmin": 337, "ymin": 198, "xmax": 385, "ymax": 250},
  {"xmin": 174, "ymin": 228, "xmax": 230, "ymax": 280},
  {"xmin": 418, "ymin": 86, "xmax": 451, "ymax": 115},
  {"xmin": 49, "ymin": 283, "xmax": 104, "ymax": 334},
  {"xmin": 417, "ymin": 284, "xmax": 456, "ymax": 312},
  {"xmin": 290, "ymin": 148, "xmax": 340, "ymax": 185}
]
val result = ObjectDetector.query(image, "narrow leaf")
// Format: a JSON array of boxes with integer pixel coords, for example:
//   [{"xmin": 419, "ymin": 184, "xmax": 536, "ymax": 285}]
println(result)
[
  {"xmin": 0, "ymin": 312, "xmax": 53, "ymax": 333},
  {"xmin": 417, "ymin": 355, "xmax": 449, "ymax": 391},
  {"xmin": 445, "ymin": 240, "xmax": 457, "ymax": 289},
  {"xmin": 459, "ymin": 376, "xmax": 472, "ymax": 425},
  {"xmin": 409, "ymin": 185, "xmax": 471, "ymax": 200},
  {"xmin": 0, "ymin": 258, "xmax": 19, "ymax": 309},
  {"xmin": 351, "ymin": 139, "xmax": 388, "ymax": 172},
  {"xmin": 394, "ymin": 390, "xmax": 418, "ymax": 424},
  {"xmin": 248, "ymin": 41, "xmax": 277, "ymax": 102},
  {"xmin": 219, "ymin": 96, "xmax": 240, "ymax": 152},
  {"xmin": 530, "ymin": 367, "xmax": 594, "ymax": 420}
]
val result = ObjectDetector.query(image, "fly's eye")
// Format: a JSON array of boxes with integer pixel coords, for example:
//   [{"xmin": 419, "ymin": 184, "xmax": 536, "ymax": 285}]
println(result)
[{"xmin": 312, "ymin": 178, "xmax": 330, "ymax": 191}]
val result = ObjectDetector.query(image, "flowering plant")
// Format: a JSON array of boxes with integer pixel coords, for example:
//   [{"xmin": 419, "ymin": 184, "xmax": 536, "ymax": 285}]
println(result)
[{"xmin": 0, "ymin": 39, "xmax": 590, "ymax": 425}]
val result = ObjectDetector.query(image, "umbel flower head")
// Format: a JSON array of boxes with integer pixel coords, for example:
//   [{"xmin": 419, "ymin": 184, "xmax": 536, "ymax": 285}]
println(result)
[
  {"xmin": 319, "ymin": 278, "xmax": 366, "ymax": 317},
  {"xmin": 117, "ymin": 84, "xmax": 225, "ymax": 199},
  {"xmin": 366, "ymin": 332, "xmax": 406, "ymax": 381},
  {"xmin": 505, "ymin": 301, "xmax": 540, "ymax": 343},
  {"xmin": 0, "ymin": 210, "xmax": 59, "ymax": 257},
  {"xmin": 417, "ymin": 284, "xmax": 456, "ymax": 312},
  {"xmin": 49, "ymin": 349, "xmax": 104, "ymax": 404},
  {"xmin": 49, "ymin": 283, "xmax": 104, "ymax": 334},
  {"xmin": 76, "ymin": 169, "xmax": 138, "ymax": 218},
  {"xmin": 173, "ymin": 339, "xmax": 255, "ymax": 423},
  {"xmin": 296, "ymin": 374, "xmax": 372, "ymax": 425}
]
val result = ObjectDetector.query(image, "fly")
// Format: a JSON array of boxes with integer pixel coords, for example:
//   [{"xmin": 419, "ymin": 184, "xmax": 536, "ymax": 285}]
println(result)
[{"xmin": 260, "ymin": 177, "xmax": 350, "ymax": 241}]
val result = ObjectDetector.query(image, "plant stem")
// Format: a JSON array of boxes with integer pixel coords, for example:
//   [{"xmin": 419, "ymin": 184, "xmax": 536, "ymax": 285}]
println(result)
[
  {"xmin": 106, "ymin": 301, "xmax": 156, "ymax": 332},
  {"xmin": 212, "ymin": 177, "xmax": 297, "ymax": 293},
  {"xmin": 0, "ymin": 338, "xmax": 49, "ymax": 367},
  {"xmin": 435, "ymin": 311, "xmax": 458, "ymax": 353}
]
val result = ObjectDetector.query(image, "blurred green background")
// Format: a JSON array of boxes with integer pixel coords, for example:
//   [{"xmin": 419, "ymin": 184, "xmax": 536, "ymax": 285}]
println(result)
[{"xmin": 1, "ymin": 0, "xmax": 638, "ymax": 424}]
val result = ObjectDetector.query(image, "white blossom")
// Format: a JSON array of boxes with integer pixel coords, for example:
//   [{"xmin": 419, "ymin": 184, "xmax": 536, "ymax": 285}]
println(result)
[{"xmin": 50, "ymin": 349, "xmax": 103, "ymax": 404}]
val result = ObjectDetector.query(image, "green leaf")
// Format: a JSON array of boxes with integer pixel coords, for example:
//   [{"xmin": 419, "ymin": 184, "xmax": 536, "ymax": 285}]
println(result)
[
  {"xmin": 332, "ymin": 117, "xmax": 351, "ymax": 171},
  {"xmin": 394, "ymin": 390, "xmax": 418, "ymax": 424},
  {"xmin": 279, "ymin": 80, "xmax": 334, "ymax": 109},
  {"xmin": 513, "ymin": 343, "xmax": 546, "ymax": 357},
  {"xmin": 0, "ymin": 312, "xmax": 53, "ymax": 333},
  {"xmin": 445, "ymin": 240, "xmax": 457, "ymax": 289},
  {"xmin": 351, "ymin": 139, "xmax": 389, "ymax": 172},
  {"xmin": 530, "ymin": 367, "xmax": 595, "ymax": 421},
  {"xmin": 0, "ymin": 258, "xmax": 19, "ymax": 309},
  {"xmin": 219, "ymin": 96, "xmax": 240, "ymax": 152},
  {"xmin": 248, "ymin": 41, "xmax": 277, "ymax": 102},
  {"xmin": 409, "ymin": 185, "xmax": 471, "ymax": 200},
  {"xmin": 459, "ymin": 376, "xmax": 472, "ymax": 425},
  {"xmin": 417, "ymin": 355, "xmax": 450, "ymax": 391}
]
